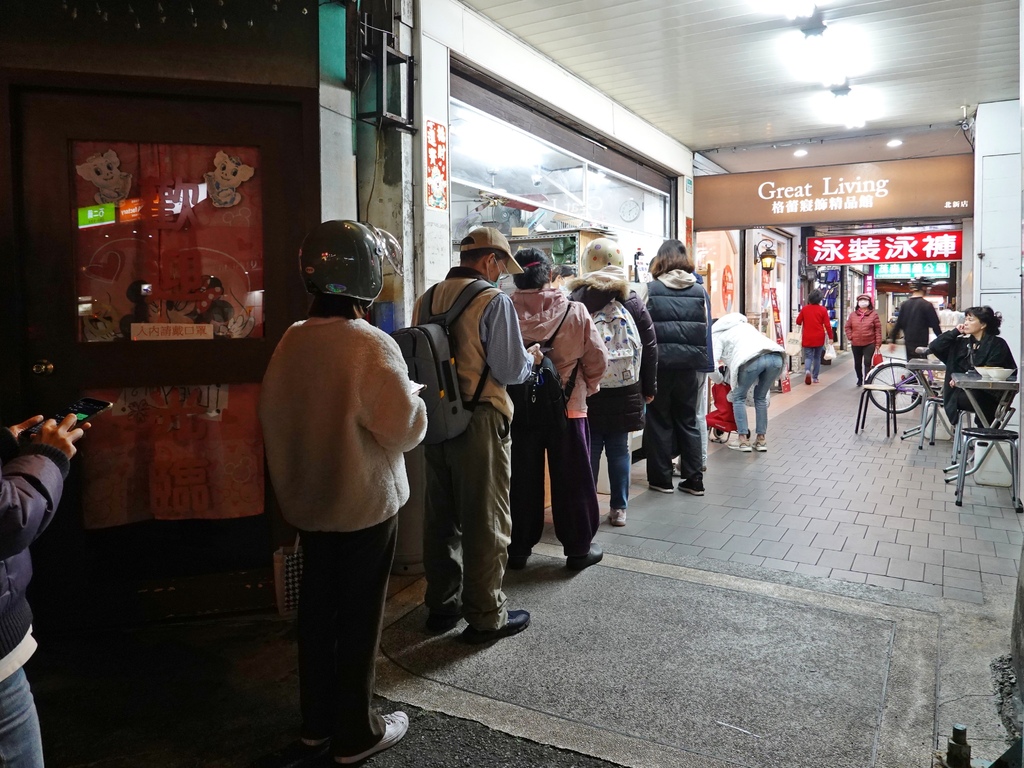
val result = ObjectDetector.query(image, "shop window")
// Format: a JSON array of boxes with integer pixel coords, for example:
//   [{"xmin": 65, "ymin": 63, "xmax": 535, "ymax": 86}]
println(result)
[
  {"xmin": 72, "ymin": 142, "xmax": 264, "ymax": 343},
  {"xmin": 449, "ymin": 101, "xmax": 669, "ymax": 251}
]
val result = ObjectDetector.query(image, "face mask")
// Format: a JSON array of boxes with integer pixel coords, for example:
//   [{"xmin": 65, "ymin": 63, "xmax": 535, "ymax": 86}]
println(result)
[{"xmin": 858, "ymin": 300, "xmax": 869, "ymax": 309}]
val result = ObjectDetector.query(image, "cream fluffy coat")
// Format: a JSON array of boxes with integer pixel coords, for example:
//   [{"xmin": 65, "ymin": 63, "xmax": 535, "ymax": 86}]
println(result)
[{"xmin": 260, "ymin": 317, "xmax": 427, "ymax": 532}]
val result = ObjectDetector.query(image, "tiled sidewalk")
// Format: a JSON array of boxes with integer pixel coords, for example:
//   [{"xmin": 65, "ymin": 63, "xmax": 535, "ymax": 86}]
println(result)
[{"xmin": 591, "ymin": 357, "xmax": 1023, "ymax": 603}]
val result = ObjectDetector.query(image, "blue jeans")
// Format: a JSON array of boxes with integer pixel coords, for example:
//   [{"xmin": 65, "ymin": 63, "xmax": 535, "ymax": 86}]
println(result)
[
  {"xmin": 590, "ymin": 429, "xmax": 630, "ymax": 511},
  {"xmin": 730, "ymin": 353, "xmax": 785, "ymax": 437},
  {"xmin": 0, "ymin": 668, "xmax": 43, "ymax": 768},
  {"xmin": 803, "ymin": 345, "xmax": 823, "ymax": 380}
]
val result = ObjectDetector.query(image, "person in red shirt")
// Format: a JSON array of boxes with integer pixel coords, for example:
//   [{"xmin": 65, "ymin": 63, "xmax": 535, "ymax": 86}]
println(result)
[{"xmin": 795, "ymin": 290, "xmax": 834, "ymax": 385}]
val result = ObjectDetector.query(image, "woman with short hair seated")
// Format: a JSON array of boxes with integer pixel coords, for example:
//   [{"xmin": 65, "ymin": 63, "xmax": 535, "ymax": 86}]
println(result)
[{"xmin": 928, "ymin": 305, "xmax": 1017, "ymax": 426}]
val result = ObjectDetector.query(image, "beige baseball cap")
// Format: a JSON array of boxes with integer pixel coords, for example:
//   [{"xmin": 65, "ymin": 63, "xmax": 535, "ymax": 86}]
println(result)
[{"xmin": 459, "ymin": 227, "xmax": 523, "ymax": 274}]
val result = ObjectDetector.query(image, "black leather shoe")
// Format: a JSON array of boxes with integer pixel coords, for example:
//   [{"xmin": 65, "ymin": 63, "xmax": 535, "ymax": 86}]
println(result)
[
  {"xmin": 566, "ymin": 544, "xmax": 604, "ymax": 571},
  {"xmin": 425, "ymin": 612, "xmax": 461, "ymax": 633},
  {"xmin": 506, "ymin": 554, "xmax": 529, "ymax": 570},
  {"xmin": 460, "ymin": 610, "xmax": 531, "ymax": 644}
]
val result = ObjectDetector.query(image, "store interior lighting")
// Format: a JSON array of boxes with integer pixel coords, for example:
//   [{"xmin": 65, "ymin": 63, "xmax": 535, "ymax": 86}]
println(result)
[
  {"xmin": 793, "ymin": 148, "xmax": 809, "ymax": 157},
  {"xmin": 887, "ymin": 138, "xmax": 904, "ymax": 147}
]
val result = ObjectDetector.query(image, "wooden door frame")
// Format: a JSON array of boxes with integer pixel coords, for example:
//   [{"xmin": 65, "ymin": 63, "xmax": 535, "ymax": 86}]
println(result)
[
  {"xmin": 0, "ymin": 68, "xmax": 321, "ymax": 420},
  {"xmin": 0, "ymin": 70, "xmax": 321, "ymax": 623}
]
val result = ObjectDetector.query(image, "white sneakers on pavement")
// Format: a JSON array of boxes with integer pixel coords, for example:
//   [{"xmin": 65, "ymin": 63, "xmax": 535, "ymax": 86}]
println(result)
[
  {"xmin": 335, "ymin": 711, "xmax": 409, "ymax": 764},
  {"xmin": 609, "ymin": 508, "xmax": 627, "ymax": 526}
]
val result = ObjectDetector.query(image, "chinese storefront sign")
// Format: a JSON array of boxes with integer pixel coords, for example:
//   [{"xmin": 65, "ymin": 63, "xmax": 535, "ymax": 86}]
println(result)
[
  {"xmin": 425, "ymin": 120, "xmax": 449, "ymax": 210},
  {"xmin": 80, "ymin": 384, "xmax": 263, "ymax": 528},
  {"xmin": 693, "ymin": 155, "xmax": 974, "ymax": 229},
  {"xmin": 874, "ymin": 261, "xmax": 951, "ymax": 279},
  {"xmin": 130, "ymin": 323, "xmax": 215, "ymax": 340},
  {"xmin": 863, "ymin": 267, "xmax": 876, "ymax": 299},
  {"xmin": 807, "ymin": 230, "xmax": 962, "ymax": 265},
  {"xmin": 72, "ymin": 142, "xmax": 264, "ymax": 343}
]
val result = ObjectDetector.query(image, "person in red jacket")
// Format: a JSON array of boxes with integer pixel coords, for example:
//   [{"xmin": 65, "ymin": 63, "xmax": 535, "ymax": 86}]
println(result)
[
  {"xmin": 844, "ymin": 293, "xmax": 883, "ymax": 387},
  {"xmin": 795, "ymin": 290, "xmax": 834, "ymax": 385}
]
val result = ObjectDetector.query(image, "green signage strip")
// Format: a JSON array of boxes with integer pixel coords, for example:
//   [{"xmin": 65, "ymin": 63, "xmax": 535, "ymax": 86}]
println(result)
[
  {"xmin": 77, "ymin": 204, "xmax": 116, "ymax": 229},
  {"xmin": 875, "ymin": 262, "xmax": 950, "ymax": 279}
]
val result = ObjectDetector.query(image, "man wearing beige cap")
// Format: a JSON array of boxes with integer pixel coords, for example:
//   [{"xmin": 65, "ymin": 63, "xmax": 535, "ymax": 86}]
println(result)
[{"xmin": 417, "ymin": 227, "xmax": 542, "ymax": 644}]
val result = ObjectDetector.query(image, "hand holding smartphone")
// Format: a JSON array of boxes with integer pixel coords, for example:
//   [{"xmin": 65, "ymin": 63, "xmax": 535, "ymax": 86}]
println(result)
[{"xmin": 23, "ymin": 397, "xmax": 113, "ymax": 436}]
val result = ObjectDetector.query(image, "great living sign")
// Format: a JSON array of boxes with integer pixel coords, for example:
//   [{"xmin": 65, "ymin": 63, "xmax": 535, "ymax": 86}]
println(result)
[
  {"xmin": 693, "ymin": 155, "xmax": 974, "ymax": 230},
  {"xmin": 807, "ymin": 230, "xmax": 963, "ymax": 265}
]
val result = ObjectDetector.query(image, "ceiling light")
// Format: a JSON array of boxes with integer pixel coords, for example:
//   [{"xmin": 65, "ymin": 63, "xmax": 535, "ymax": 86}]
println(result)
[
  {"xmin": 794, "ymin": 149, "xmax": 809, "ymax": 157},
  {"xmin": 887, "ymin": 138, "xmax": 903, "ymax": 148},
  {"xmin": 811, "ymin": 86, "xmax": 883, "ymax": 129},
  {"xmin": 782, "ymin": 23, "xmax": 871, "ymax": 88},
  {"xmin": 749, "ymin": 0, "xmax": 816, "ymax": 19}
]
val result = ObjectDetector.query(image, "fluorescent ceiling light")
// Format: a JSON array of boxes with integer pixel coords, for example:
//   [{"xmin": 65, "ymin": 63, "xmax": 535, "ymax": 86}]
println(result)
[
  {"xmin": 749, "ymin": 0, "xmax": 816, "ymax": 19},
  {"xmin": 811, "ymin": 86, "xmax": 883, "ymax": 129},
  {"xmin": 886, "ymin": 138, "xmax": 903, "ymax": 148},
  {"xmin": 793, "ymin": 149, "xmax": 809, "ymax": 157},
  {"xmin": 781, "ymin": 23, "xmax": 871, "ymax": 87}
]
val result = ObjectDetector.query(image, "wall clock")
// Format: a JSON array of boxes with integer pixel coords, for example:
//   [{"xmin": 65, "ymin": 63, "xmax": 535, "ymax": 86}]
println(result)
[{"xmin": 619, "ymin": 198, "xmax": 641, "ymax": 223}]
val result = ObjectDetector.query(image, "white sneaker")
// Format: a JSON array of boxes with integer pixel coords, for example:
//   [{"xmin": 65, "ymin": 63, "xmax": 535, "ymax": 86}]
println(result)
[
  {"xmin": 754, "ymin": 436, "xmax": 768, "ymax": 452},
  {"xmin": 609, "ymin": 508, "xmax": 627, "ymax": 527},
  {"xmin": 335, "ymin": 711, "xmax": 409, "ymax": 764}
]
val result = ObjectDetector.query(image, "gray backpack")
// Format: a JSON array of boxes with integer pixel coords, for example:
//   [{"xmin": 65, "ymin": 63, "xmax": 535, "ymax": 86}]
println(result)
[{"xmin": 392, "ymin": 280, "xmax": 492, "ymax": 445}]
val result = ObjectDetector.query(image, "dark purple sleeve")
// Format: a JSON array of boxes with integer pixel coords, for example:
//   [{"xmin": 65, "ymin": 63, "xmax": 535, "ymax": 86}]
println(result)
[{"xmin": 0, "ymin": 453, "xmax": 64, "ymax": 561}]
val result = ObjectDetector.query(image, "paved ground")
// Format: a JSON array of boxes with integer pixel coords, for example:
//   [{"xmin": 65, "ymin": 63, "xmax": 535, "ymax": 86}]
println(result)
[
  {"xmin": 595, "ymin": 355, "xmax": 1023, "ymax": 604},
  {"xmin": 26, "ymin": 353, "xmax": 1023, "ymax": 767}
]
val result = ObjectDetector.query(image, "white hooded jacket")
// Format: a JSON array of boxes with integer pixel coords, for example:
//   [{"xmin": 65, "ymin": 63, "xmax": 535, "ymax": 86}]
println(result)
[{"xmin": 710, "ymin": 313, "xmax": 786, "ymax": 389}]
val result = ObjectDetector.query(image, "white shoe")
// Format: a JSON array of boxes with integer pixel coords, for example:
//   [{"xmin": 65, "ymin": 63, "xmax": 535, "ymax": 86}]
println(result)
[
  {"xmin": 335, "ymin": 711, "xmax": 409, "ymax": 764},
  {"xmin": 609, "ymin": 508, "xmax": 627, "ymax": 527},
  {"xmin": 754, "ymin": 436, "xmax": 768, "ymax": 452}
]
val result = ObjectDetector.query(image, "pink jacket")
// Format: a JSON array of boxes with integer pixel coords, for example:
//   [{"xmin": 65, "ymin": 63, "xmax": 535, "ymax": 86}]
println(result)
[{"xmin": 512, "ymin": 288, "xmax": 608, "ymax": 415}]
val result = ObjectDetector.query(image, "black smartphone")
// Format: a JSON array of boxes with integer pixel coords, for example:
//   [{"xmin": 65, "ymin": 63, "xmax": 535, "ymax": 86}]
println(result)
[{"xmin": 24, "ymin": 397, "xmax": 113, "ymax": 435}]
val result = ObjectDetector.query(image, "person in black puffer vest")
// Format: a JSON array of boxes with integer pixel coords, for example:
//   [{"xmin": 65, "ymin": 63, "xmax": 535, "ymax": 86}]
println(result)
[
  {"xmin": 568, "ymin": 239, "xmax": 658, "ymax": 528},
  {"xmin": 0, "ymin": 410, "xmax": 88, "ymax": 768},
  {"xmin": 642, "ymin": 240, "xmax": 711, "ymax": 496}
]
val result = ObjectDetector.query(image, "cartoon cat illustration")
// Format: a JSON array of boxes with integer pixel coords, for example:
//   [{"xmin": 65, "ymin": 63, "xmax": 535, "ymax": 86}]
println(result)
[
  {"xmin": 76, "ymin": 150, "xmax": 133, "ymax": 205},
  {"xmin": 204, "ymin": 151, "xmax": 255, "ymax": 208}
]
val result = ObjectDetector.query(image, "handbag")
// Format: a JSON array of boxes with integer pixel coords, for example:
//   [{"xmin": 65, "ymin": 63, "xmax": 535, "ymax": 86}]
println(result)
[
  {"xmin": 784, "ymin": 331, "xmax": 802, "ymax": 357},
  {"xmin": 872, "ymin": 351, "xmax": 883, "ymax": 367},
  {"xmin": 273, "ymin": 534, "xmax": 303, "ymax": 616},
  {"xmin": 823, "ymin": 341, "xmax": 837, "ymax": 361}
]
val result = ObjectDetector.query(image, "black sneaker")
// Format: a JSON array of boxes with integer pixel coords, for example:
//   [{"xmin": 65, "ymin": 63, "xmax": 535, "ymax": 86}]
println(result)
[
  {"xmin": 460, "ymin": 610, "xmax": 531, "ymax": 645},
  {"xmin": 678, "ymin": 477, "xmax": 705, "ymax": 496}
]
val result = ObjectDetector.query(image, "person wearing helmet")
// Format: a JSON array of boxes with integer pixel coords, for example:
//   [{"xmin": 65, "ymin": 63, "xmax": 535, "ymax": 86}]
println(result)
[
  {"xmin": 418, "ymin": 226, "xmax": 542, "ymax": 645},
  {"xmin": 886, "ymin": 278, "xmax": 941, "ymax": 359},
  {"xmin": 258, "ymin": 221, "xmax": 427, "ymax": 766}
]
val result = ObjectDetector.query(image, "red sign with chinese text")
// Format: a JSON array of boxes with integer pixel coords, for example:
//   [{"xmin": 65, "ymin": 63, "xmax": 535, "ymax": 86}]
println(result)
[{"xmin": 807, "ymin": 231, "xmax": 962, "ymax": 265}]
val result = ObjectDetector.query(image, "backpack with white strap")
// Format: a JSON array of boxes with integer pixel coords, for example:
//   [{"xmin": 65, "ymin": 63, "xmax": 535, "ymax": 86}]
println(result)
[{"xmin": 592, "ymin": 298, "xmax": 641, "ymax": 389}]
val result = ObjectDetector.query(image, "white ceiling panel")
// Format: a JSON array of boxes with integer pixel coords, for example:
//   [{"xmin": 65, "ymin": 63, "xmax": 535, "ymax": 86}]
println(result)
[{"xmin": 458, "ymin": 0, "xmax": 1019, "ymax": 171}]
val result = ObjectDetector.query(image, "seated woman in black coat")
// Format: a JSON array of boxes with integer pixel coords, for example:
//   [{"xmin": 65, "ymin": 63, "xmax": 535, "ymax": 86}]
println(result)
[{"xmin": 927, "ymin": 305, "xmax": 1017, "ymax": 425}]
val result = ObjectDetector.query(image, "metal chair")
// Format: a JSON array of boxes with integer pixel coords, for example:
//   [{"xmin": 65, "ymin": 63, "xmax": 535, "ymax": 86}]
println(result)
[
  {"xmin": 856, "ymin": 384, "xmax": 897, "ymax": 437},
  {"xmin": 952, "ymin": 427, "xmax": 1022, "ymax": 511},
  {"xmin": 917, "ymin": 396, "xmax": 943, "ymax": 450}
]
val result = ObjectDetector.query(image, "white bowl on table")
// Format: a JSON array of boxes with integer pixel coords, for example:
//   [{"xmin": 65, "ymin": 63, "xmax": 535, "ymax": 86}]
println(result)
[{"xmin": 975, "ymin": 367, "xmax": 1015, "ymax": 381}]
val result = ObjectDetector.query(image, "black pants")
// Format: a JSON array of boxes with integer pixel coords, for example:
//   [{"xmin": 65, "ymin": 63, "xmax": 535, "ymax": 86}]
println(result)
[
  {"xmin": 851, "ymin": 344, "xmax": 875, "ymax": 383},
  {"xmin": 644, "ymin": 368, "xmax": 702, "ymax": 487},
  {"xmin": 298, "ymin": 517, "xmax": 397, "ymax": 757}
]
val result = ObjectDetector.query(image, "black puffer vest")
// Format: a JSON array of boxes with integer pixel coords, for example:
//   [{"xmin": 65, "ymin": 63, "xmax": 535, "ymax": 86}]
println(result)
[{"xmin": 646, "ymin": 278, "xmax": 708, "ymax": 371}]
